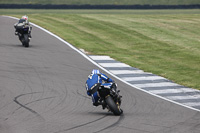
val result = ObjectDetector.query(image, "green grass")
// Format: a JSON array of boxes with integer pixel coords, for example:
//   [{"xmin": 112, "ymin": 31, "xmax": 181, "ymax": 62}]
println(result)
[
  {"xmin": 1, "ymin": 9, "xmax": 200, "ymax": 90},
  {"xmin": 0, "ymin": 0, "xmax": 200, "ymax": 5}
]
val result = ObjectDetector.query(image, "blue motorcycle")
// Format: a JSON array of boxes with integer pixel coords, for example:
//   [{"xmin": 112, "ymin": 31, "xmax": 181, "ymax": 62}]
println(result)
[{"xmin": 98, "ymin": 83, "xmax": 123, "ymax": 115}]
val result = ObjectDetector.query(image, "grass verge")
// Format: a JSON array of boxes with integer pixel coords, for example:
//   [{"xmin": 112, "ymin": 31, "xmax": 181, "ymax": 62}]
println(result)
[{"xmin": 1, "ymin": 9, "xmax": 200, "ymax": 90}]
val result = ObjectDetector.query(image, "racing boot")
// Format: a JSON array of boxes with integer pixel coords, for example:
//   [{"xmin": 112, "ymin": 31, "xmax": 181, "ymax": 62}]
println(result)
[
  {"xmin": 28, "ymin": 33, "xmax": 32, "ymax": 39},
  {"xmin": 101, "ymin": 100, "xmax": 106, "ymax": 110}
]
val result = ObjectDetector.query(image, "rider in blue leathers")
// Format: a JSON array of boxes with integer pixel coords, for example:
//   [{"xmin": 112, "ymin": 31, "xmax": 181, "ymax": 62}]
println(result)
[{"xmin": 86, "ymin": 69, "xmax": 116, "ymax": 106}]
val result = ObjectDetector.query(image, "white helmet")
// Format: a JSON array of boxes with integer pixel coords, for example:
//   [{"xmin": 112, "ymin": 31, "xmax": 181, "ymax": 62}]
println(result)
[
  {"xmin": 92, "ymin": 69, "xmax": 100, "ymax": 74},
  {"xmin": 22, "ymin": 15, "xmax": 28, "ymax": 20}
]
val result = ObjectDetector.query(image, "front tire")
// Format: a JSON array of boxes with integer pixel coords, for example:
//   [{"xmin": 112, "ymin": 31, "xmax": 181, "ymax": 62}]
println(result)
[{"xmin": 105, "ymin": 96, "xmax": 122, "ymax": 116}]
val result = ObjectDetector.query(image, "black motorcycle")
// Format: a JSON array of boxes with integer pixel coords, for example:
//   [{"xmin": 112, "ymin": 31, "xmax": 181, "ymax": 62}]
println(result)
[
  {"xmin": 15, "ymin": 22, "xmax": 31, "ymax": 47},
  {"xmin": 98, "ymin": 83, "xmax": 123, "ymax": 116}
]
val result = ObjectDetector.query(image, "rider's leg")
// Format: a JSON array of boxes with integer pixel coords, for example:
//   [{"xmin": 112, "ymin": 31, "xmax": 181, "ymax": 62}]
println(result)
[
  {"xmin": 28, "ymin": 31, "xmax": 32, "ymax": 38},
  {"xmin": 15, "ymin": 29, "xmax": 18, "ymax": 35},
  {"xmin": 91, "ymin": 92, "xmax": 100, "ymax": 106}
]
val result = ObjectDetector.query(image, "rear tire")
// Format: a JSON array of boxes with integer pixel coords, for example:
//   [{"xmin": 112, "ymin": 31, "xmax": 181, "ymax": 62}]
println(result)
[
  {"xmin": 23, "ymin": 34, "xmax": 29, "ymax": 47},
  {"xmin": 105, "ymin": 96, "xmax": 122, "ymax": 116}
]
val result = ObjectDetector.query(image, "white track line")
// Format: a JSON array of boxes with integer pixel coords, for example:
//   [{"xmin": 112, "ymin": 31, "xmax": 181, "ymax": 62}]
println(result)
[
  {"xmin": 89, "ymin": 55, "xmax": 114, "ymax": 60},
  {"xmin": 134, "ymin": 82, "xmax": 180, "ymax": 88},
  {"xmin": 149, "ymin": 88, "xmax": 196, "ymax": 94},
  {"xmin": 166, "ymin": 95, "xmax": 200, "ymax": 100},
  {"xmin": 110, "ymin": 70, "xmax": 144, "ymax": 74},
  {"xmin": 99, "ymin": 63, "xmax": 131, "ymax": 67},
  {"xmin": 122, "ymin": 76, "xmax": 166, "ymax": 81},
  {"xmin": 184, "ymin": 102, "xmax": 200, "ymax": 107},
  {"xmin": 5, "ymin": 16, "xmax": 200, "ymax": 112}
]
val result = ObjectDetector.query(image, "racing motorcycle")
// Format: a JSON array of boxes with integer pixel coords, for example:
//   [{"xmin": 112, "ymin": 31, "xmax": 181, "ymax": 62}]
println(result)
[
  {"xmin": 15, "ymin": 23, "xmax": 31, "ymax": 47},
  {"xmin": 98, "ymin": 83, "xmax": 123, "ymax": 116}
]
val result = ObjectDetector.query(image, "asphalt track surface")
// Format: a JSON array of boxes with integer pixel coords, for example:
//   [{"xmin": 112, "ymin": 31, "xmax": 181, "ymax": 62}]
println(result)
[{"xmin": 0, "ymin": 16, "xmax": 200, "ymax": 133}]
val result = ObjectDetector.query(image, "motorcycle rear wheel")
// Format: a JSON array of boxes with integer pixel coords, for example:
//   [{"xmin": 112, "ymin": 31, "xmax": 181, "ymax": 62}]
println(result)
[
  {"xmin": 105, "ymin": 96, "xmax": 122, "ymax": 116},
  {"xmin": 23, "ymin": 34, "xmax": 29, "ymax": 47}
]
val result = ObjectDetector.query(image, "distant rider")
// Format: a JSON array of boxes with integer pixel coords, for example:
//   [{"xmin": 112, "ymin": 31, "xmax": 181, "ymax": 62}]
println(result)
[
  {"xmin": 14, "ymin": 15, "xmax": 32, "ymax": 38},
  {"xmin": 86, "ymin": 69, "xmax": 117, "ymax": 107}
]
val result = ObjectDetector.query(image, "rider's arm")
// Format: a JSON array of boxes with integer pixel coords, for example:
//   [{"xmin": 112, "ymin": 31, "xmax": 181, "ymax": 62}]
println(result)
[{"xmin": 100, "ymin": 73, "xmax": 113, "ymax": 83}]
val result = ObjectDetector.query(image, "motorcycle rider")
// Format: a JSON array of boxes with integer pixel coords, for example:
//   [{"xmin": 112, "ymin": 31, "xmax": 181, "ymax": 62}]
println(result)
[
  {"xmin": 86, "ymin": 69, "xmax": 117, "ymax": 108},
  {"xmin": 14, "ymin": 15, "xmax": 32, "ymax": 38}
]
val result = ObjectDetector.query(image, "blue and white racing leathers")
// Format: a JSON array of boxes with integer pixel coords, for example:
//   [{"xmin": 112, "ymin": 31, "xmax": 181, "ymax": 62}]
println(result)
[{"xmin": 86, "ymin": 73, "xmax": 113, "ymax": 105}]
